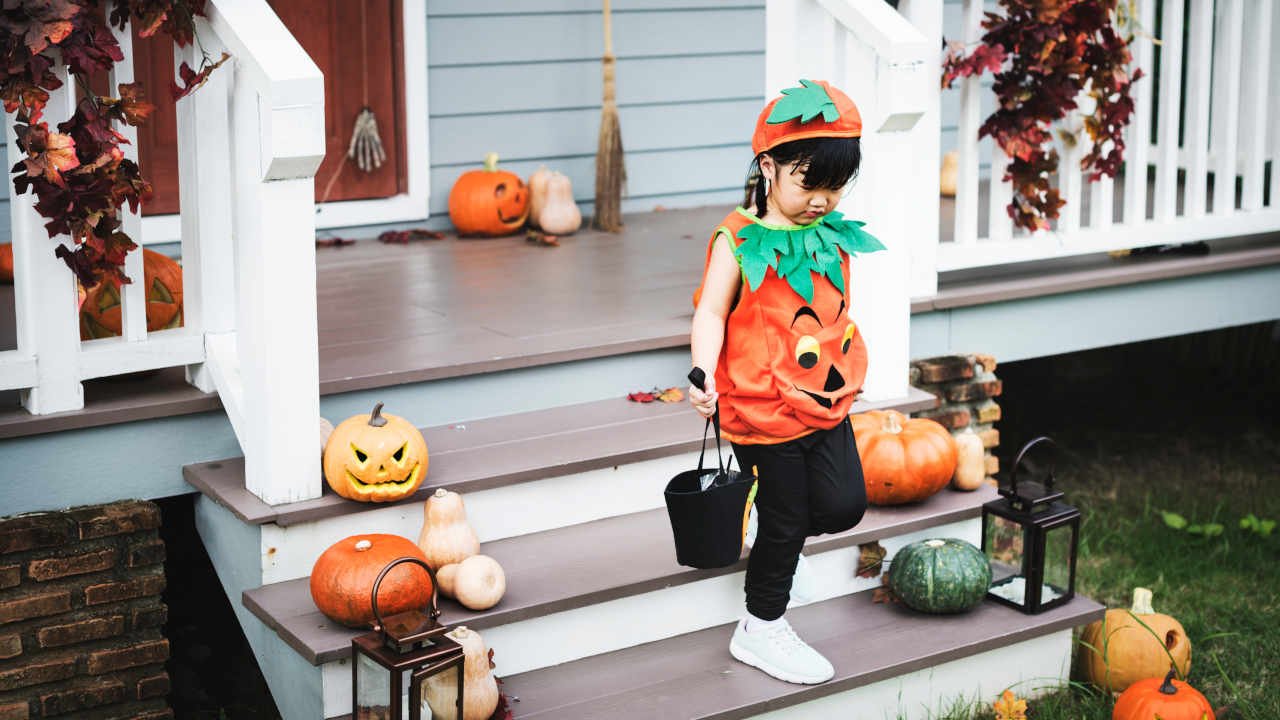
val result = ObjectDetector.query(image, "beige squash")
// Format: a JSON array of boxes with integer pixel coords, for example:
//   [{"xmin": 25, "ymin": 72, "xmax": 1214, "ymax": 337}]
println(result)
[
  {"xmin": 537, "ymin": 172, "xmax": 582, "ymax": 235},
  {"xmin": 417, "ymin": 488, "xmax": 480, "ymax": 570},
  {"xmin": 527, "ymin": 165, "xmax": 553, "ymax": 229},
  {"xmin": 453, "ymin": 555, "xmax": 506, "ymax": 610},
  {"xmin": 940, "ymin": 150, "xmax": 959, "ymax": 197},
  {"xmin": 423, "ymin": 626, "xmax": 500, "ymax": 720},
  {"xmin": 436, "ymin": 563, "xmax": 459, "ymax": 599},
  {"xmin": 951, "ymin": 427, "xmax": 986, "ymax": 491},
  {"xmin": 319, "ymin": 417, "xmax": 334, "ymax": 456}
]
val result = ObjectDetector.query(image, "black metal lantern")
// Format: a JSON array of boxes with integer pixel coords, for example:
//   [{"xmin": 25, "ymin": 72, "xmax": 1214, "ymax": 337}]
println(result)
[
  {"xmin": 351, "ymin": 557, "xmax": 464, "ymax": 720},
  {"xmin": 981, "ymin": 437, "xmax": 1080, "ymax": 614}
]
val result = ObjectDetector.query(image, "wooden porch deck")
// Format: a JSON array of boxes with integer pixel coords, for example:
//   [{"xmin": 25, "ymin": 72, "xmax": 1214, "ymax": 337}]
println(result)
[{"xmin": 2, "ymin": 202, "xmax": 1279, "ymax": 440}]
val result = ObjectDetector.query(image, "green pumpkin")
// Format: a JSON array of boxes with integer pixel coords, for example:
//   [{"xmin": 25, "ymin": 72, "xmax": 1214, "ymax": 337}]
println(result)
[{"xmin": 888, "ymin": 538, "xmax": 991, "ymax": 614}]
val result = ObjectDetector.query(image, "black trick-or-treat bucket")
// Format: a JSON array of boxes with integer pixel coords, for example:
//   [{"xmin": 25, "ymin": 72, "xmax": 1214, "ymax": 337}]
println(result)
[{"xmin": 664, "ymin": 369, "xmax": 755, "ymax": 569}]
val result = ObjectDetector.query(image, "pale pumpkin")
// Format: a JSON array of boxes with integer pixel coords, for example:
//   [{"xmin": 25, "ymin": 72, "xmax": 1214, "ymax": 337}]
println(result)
[
  {"xmin": 319, "ymin": 417, "xmax": 334, "ymax": 456},
  {"xmin": 527, "ymin": 165, "xmax": 553, "ymax": 229},
  {"xmin": 424, "ymin": 625, "xmax": 500, "ymax": 720},
  {"xmin": 536, "ymin": 172, "xmax": 582, "ymax": 235},
  {"xmin": 851, "ymin": 410, "xmax": 957, "ymax": 505},
  {"xmin": 951, "ymin": 427, "xmax": 986, "ymax": 491},
  {"xmin": 323, "ymin": 403, "xmax": 429, "ymax": 503},
  {"xmin": 417, "ymin": 488, "xmax": 480, "ymax": 569},
  {"xmin": 1080, "ymin": 587, "xmax": 1191, "ymax": 692},
  {"xmin": 436, "ymin": 563, "xmax": 459, "ymax": 599},
  {"xmin": 453, "ymin": 555, "xmax": 506, "ymax": 611}
]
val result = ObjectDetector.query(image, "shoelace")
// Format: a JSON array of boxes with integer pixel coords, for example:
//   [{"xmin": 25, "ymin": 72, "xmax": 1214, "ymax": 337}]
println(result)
[{"xmin": 764, "ymin": 624, "xmax": 807, "ymax": 656}]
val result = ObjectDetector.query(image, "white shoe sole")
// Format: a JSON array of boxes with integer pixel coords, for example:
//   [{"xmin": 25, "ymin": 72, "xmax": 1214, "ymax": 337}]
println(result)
[{"xmin": 729, "ymin": 638, "xmax": 834, "ymax": 685}]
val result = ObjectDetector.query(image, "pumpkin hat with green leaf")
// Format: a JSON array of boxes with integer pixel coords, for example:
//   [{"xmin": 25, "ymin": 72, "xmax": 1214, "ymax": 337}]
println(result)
[{"xmin": 693, "ymin": 79, "xmax": 883, "ymax": 445}]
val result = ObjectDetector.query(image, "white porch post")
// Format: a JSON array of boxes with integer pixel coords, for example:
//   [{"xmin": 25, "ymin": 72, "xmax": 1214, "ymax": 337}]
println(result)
[
  {"xmin": 896, "ymin": 0, "xmax": 942, "ymax": 300},
  {"xmin": 6, "ymin": 64, "xmax": 84, "ymax": 414}
]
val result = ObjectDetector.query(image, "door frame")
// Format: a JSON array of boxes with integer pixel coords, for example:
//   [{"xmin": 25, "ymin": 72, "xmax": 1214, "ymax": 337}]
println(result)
[{"xmin": 140, "ymin": 0, "xmax": 429, "ymax": 243}]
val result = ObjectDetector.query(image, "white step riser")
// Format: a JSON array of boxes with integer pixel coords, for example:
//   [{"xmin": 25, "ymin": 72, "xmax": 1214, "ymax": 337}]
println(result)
[
  {"xmin": 750, "ymin": 630, "xmax": 1072, "ymax": 720},
  {"xmin": 262, "ymin": 450, "xmax": 701, "ymax": 584},
  {"xmin": 317, "ymin": 518, "xmax": 979, "ymax": 718}
]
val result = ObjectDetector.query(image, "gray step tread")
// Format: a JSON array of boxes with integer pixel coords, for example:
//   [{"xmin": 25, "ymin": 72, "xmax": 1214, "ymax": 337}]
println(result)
[
  {"xmin": 498, "ymin": 589, "xmax": 1103, "ymax": 720},
  {"xmin": 244, "ymin": 485, "xmax": 998, "ymax": 665},
  {"xmin": 186, "ymin": 388, "xmax": 939, "ymax": 527}
]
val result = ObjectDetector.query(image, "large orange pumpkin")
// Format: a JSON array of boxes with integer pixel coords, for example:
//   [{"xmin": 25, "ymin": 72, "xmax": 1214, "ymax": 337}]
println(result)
[
  {"xmin": 80, "ymin": 249, "xmax": 183, "ymax": 339},
  {"xmin": 850, "ymin": 410, "xmax": 957, "ymax": 505},
  {"xmin": 323, "ymin": 402, "xmax": 429, "ymax": 502},
  {"xmin": 0, "ymin": 243, "xmax": 12, "ymax": 283},
  {"xmin": 1112, "ymin": 670, "xmax": 1215, "ymax": 720},
  {"xmin": 448, "ymin": 152, "xmax": 529, "ymax": 237},
  {"xmin": 309, "ymin": 534, "xmax": 434, "ymax": 629},
  {"xmin": 1081, "ymin": 587, "xmax": 1192, "ymax": 692}
]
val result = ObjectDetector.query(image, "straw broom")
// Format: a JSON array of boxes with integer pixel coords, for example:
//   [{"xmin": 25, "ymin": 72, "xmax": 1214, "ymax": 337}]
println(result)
[{"xmin": 594, "ymin": 0, "xmax": 626, "ymax": 232}]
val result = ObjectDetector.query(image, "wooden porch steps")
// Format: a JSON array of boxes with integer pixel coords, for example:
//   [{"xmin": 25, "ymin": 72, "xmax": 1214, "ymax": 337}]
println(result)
[
  {"xmin": 243, "ymin": 486, "xmax": 996, "ymax": 666},
  {"xmin": 493, "ymin": 591, "xmax": 1102, "ymax": 720}
]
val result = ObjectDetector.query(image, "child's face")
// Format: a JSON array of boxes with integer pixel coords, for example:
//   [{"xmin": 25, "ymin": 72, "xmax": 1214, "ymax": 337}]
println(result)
[{"xmin": 762, "ymin": 157, "xmax": 845, "ymax": 226}]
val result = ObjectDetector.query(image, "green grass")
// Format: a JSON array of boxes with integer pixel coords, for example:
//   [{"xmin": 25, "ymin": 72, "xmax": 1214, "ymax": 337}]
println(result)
[{"xmin": 919, "ymin": 342, "xmax": 1280, "ymax": 719}]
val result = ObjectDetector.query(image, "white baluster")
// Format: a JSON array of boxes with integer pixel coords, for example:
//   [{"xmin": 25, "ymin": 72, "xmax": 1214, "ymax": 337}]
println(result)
[
  {"xmin": 1059, "ymin": 127, "xmax": 1083, "ymax": 235},
  {"xmin": 1209, "ymin": 0, "xmax": 1243, "ymax": 215},
  {"xmin": 1238, "ymin": 1, "xmax": 1272, "ymax": 210},
  {"xmin": 988, "ymin": 146, "xmax": 1013, "ymax": 241},
  {"xmin": 7, "ymin": 65, "xmax": 83, "ymax": 413},
  {"xmin": 897, "ymin": 0, "xmax": 942, "ymax": 298},
  {"xmin": 108, "ymin": 17, "xmax": 147, "ymax": 343},
  {"xmin": 1123, "ymin": 0, "xmax": 1156, "ymax": 224},
  {"xmin": 952, "ymin": 0, "xmax": 984, "ymax": 246},
  {"xmin": 1153, "ymin": 0, "xmax": 1185, "ymax": 222},
  {"xmin": 1181, "ymin": 0, "xmax": 1213, "ymax": 219}
]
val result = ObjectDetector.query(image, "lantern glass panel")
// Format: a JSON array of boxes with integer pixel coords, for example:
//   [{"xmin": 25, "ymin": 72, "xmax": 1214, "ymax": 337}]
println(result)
[
  {"xmin": 1042, "ymin": 521, "xmax": 1075, "ymax": 602},
  {"xmin": 355, "ymin": 651, "xmax": 391, "ymax": 720},
  {"xmin": 985, "ymin": 513, "xmax": 1025, "ymax": 592}
]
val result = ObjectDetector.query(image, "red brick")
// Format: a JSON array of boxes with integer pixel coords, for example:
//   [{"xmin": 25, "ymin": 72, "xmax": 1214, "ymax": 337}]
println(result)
[
  {"xmin": 125, "ymin": 540, "xmax": 166, "ymax": 568},
  {"xmin": 0, "ymin": 589, "xmax": 71, "ymax": 625},
  {"xmin": 71, "ymin": 501, "xmax": 160, "ymax": 541},
  {"xmin": 84, "ymin": 573, "xmax": 165, "ymax": 606},
  {"xmin": 130, "ymin": 604, "xmax": 167, "ymax": 630},
  {"xmin": 975, "ymin": 353, "xmax": 998, "ymax": 373},
  {"xmin": 0, "ymin": 515, "xmax": 74, "ymax": 555},
  {"xmin": 985, "ymin": 453, "xmax": 1000, "ymax": 476},
  {"xmin": 0, "ymin": 702, "xmax": 28, "ymax": 720},
  {"xmin": 136, "ymin": 672, "xmax": 169, "ymax": 700},
  {"xmin": 914, "ymin": 407, "xmax": 971, "ymax": 430},
  {"xmin": 0, "ymin": 565, "xmax": 19, "ymax": 589},
  {"xmin": 86, "ymin": 639, "xmax": 169, "ymax": 674},
  {"xmin": 0, "ymin": 657, "xmax": 76, "ymax": 692},
  {"xmin": 37, "ymin": 615, "xmax": 125, "ymax": 649},
  {"xmin": 946, "ymin": 378, "xmax": 1003, "ymax": 403},
  {"xmin": 0, "ymin": 633, "xmax": 20, "ymax": 660},
  {"xmin": 980, "ymin": 428, "xmax": 1000, "ymax": 449},
  {"xmin": 28, "ymin": 549, "xmax": 116, "ymax": 581},
  {"xmin": 913, "ymin": 356, "xmax": 975, "ymax": 384},
  {"xmin": 39, "ymin": 677, "xmax": 126, "ymax": 715}
]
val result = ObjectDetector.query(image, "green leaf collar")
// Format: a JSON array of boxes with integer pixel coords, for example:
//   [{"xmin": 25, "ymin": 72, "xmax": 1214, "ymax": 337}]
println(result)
[
  {"xmin": 766, "ymin": 79, "xmax": 840, "ymax": 125},
  {"xmin": 733, "ymin": 208, "xmax": 885, "ymax": 303}
]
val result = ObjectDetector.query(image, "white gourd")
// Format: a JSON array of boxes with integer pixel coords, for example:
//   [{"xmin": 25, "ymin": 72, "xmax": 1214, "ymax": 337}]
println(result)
[
  {"xmin": 453, "ymin": 555, "xmax": 506, "ymax": 610},
  {"xmin": 536, "ymin": 172, "xmax": 582, "ymax": 235},
  {"xmin": 423, "ymin": 626, "xmax": 500, "ymax": 720},
  {"xmin": 951, "ymin": 427, "xmax": 985, "ymax": 491},
  {"xmin": 417, "ymin": 489, "xmax": 480, "ymax": 569},
  {"xmin": 527, "ymin": 166, "xmax": 553, "ymax": 229}
]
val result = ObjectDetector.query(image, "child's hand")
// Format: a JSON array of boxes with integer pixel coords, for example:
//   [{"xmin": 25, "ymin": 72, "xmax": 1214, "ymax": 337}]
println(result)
[{"xmin": 689, "ymin": 376, "xmax": 718, "ymax": 418}]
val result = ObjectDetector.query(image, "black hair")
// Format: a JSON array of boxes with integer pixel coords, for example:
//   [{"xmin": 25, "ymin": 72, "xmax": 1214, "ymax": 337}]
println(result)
[{"xmin": 743, "ymin": 136, "xmax": 862, "ymax": 213}]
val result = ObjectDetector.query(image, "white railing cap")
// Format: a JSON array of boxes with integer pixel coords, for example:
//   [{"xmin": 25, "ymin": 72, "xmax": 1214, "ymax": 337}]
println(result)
[{"xmin": 817, "ymin": 0, "xmax": 930, "ymax": 64}]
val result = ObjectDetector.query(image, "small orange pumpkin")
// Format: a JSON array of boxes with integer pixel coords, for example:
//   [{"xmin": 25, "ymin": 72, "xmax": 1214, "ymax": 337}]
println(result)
[
  {"xmin": 0, "ymin": 243, "xmax": 12, "ymax": 283},
  {"xmin": 323, "ymin": 402, "xmax": 429, "ymax": 502},
  {"xmin": 850, "ymin": 410, "xmax": 957, "ymax": 505},
  {"xmin": 1081, "ymin": 587, "xmax": 1192, "ymax": 692},
  {"xmin": 309, "ymin": 534, "xmax": 434, "ymax": 628},
  {"xmin": 448, "ymin": 152, "xmax": 529, "ymax": 236},
  {"xmin": 1112, "ymin": 669, "xmax": 1215, "ymax": 720},
  {"xmin": 80, "ymin": 249, "xmax": 183, "ymax": 339}
]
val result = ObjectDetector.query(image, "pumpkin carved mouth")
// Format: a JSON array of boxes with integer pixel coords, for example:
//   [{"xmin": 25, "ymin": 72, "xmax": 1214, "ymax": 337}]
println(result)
[
  {"xmin": 345, "ymin": 464, "xmax": 422, "ymax": 491},
  {"xmin": 794, "ymin": 365, "xmax": 848, "ymax": 410}
]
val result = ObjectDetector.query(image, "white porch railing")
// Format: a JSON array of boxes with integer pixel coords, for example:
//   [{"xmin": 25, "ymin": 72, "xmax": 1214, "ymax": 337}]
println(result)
[
  {"xmin": 942, "ymin": 0, "xmax": 1280, "ymax": 272},
  {"xmin": 767, "ymin": 0, "xmax": 935, "ymax": 403},
  {"xmin": 0, "ymin": 0, "xmax": 325, "ymax": 507}
]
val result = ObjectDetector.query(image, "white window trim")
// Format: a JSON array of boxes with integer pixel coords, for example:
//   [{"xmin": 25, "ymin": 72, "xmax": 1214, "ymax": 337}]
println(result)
[{"xmin": 140, "ymin": 0, "xmax": 429, "ymax": 244}]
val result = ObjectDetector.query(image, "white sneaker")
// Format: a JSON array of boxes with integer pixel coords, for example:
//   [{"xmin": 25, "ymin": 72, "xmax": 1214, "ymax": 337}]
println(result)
[{"xmin": 729, "ymin": 618, "xmax": 835, "ymax": 684}]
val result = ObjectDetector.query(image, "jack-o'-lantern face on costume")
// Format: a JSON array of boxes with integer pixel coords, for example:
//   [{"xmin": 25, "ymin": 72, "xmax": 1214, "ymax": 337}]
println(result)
[
  {"xmin": 778, "ymin": 299, "xmax": 860, "ymax": 410},
  {"xmin": 323, "ymin": 402, "xmax": 429, "ymax": 503}
]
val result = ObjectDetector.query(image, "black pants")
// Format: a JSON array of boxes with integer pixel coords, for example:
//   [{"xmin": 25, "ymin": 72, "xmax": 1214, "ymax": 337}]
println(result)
[{"xmin": 731, "ymin": 418, "xmax": 866, "ymax": 621}]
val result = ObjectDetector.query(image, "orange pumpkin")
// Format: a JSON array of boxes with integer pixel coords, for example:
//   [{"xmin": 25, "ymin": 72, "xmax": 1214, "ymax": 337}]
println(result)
[
  {"xmin": 80, "ymin": 249, "xmax": 183, "ymax": 339},
  {"xmin": 323, "ymin": 402, "xmax": 429, "ymax": 502},
  {"xmin": 0, "ymin": 243, "xmax": 12, "ymax": 283},
  {"xmin": 448, "ymin": 152, "xmax": 529, "ymax": 236},
  {"xmin": 1112, "ymin": 670, "xmax": 1215, "ymax": 720},
  {"xmin": 310, "ymin": 534, "xmax": 434, "ymax": 629},
  {"xmin": 850, "ymin": 410, "xmax": 957, "ymax": 505},
  {"xmin": 1081, "ymin": 587, "xmax": 1192, "ymax": 692}
]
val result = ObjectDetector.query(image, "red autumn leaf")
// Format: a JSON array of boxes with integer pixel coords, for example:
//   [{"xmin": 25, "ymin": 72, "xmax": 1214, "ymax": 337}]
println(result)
[
  {"xmin": 16, "ymin": 125, "xmax": 80, "ymax": 185},
  {"xmin": 109, "ymin": 82, "xmax": 155, "ymax": 126},
  {"xmin": 171, "ymin": 52, "xmax": 230, "ymax": 101},
  {"xmin": 627, "ymin": 391, "xmax": 656, "ymax": 403},
  {"xmin": 378, "ymin": 228, "xmax": 446, "ymax": 244}
]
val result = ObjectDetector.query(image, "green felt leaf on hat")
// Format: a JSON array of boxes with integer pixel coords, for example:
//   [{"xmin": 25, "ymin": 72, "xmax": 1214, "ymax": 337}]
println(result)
[{"xmin": 767, "ymin": 79, "xmax": 840, "ymax": 125}]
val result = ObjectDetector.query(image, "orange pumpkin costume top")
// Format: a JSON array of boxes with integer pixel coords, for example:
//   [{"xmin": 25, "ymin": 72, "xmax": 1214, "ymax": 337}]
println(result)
[{"xmin": 694, "ymin": 79, "xmax": 884, "ymax": 445}]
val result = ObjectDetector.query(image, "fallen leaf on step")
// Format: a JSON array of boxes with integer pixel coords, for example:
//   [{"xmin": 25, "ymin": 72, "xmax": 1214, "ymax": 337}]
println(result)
[
  {"xmin": 526, "ymin": 229, "xmax": 560, "ymax": 246},
  {"xmin": 627, "ymin": 391, "xmax": 656, "ymax": 403},
  {"xmin": 315, "ymin": 235, "xmax": 356, "ymax": 247},
  {"xmin": 379, "ymin": 228, "xmax": 446, "ymax": 244},
  {"xmin": 656, "ymin": 387, "xmax": 684, "ymax": 403},
  {"xmin": 856, "ymin": 541, "xmax": 886, "ymax": 578}
]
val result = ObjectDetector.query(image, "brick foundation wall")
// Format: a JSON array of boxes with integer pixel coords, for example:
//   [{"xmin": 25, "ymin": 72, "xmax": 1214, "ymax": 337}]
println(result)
[
  {"xmin": 910, "ymin": 353, "xmax": 1002, "ymax": 483},
  {"xmin": 0, "ymin": 501, "xmax": 171, "ymax": 719}
]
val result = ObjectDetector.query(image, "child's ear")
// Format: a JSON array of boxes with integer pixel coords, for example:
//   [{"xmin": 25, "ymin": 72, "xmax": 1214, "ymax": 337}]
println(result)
[{"xmin": 759, "ymin": 154, "xmax": 776, "ymax": 179}]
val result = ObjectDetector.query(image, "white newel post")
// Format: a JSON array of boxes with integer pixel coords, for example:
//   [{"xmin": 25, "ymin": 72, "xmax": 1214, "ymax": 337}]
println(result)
[
  {"xmin": 6, "ymin": 64, "xmax": 84, "ymax": 414},
  {"xmin": 896, "ymin": 0, "xmax": 941, "ymax": 299}
]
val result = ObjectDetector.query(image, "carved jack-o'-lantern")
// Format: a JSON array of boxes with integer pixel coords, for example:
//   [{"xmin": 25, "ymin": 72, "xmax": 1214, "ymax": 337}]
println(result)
[
  {"xmin": 323, "ymin": 402, "xmax": 429, "ymax": 503},
  {"xmin": 448, "ymin": 152, "xmax": 529, "ymax": 237},
  {"xmin": 80, "ymin": 249, "xmax": 183, "ymax": 339}
]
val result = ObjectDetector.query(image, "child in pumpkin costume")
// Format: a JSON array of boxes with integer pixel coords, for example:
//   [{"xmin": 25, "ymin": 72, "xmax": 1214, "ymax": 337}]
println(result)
[{"xmin": 689, "ymin": 80, "xmax": 884, "ymax": 685}]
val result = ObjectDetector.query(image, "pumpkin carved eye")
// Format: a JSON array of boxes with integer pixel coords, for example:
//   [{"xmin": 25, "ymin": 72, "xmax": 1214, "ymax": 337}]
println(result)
[
  {"xmin": 352, "ymin": 445, "xmax": 368, "ymax": 464},
  {"xmin": 393, "ymin": 443, "xmax": 406, "ymax": 463},
  {"xmin": 795, "ymin": 335, "xmax": 820, "ymax": 369},
  {"xmin": 149, "ymin": 277, "xmax": 174, "ymax": 303},
  {"xmin": 842, "ymin": 323, "xmax": 856, "ymax": 354}
]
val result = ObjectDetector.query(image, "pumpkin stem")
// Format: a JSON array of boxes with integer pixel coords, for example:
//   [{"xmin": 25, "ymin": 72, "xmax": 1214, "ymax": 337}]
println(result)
[
  {"xmin": 1131, "ymin": 587, "xmax": 1154, "ymax": 614},
  {"xmin": 434, "ymin": 488, "xmax": 448, "ymax": 498},
  {"xmin": 1159, "ymin": 668, "xmax": 1178, "ymax": 694},
  {"xmin": 483, "ymin": 152, "xmax": 499, "ymax": 172},
  {"xmin": 368, "ymin": 402, "xmax": 388, "ymax": 428},
  {"xmin": 882, "ymin": 412, "xmax": 903, "ymax": 434}
]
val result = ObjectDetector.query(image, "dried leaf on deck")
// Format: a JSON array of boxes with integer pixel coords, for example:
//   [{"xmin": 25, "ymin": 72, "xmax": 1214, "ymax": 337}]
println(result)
[
  {"xmin": 856, "ymin": 541, "xmax": 886, "ymax": 578},
  {"xmin": 378, "ymin": 228, "xmax": 446, "ymax": 244},
  {"xmin": 655, "ymin": 387, "xmax": 684, "ymax": 403}
]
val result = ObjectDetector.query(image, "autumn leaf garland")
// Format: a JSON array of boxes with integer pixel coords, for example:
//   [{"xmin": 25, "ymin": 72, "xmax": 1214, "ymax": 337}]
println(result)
[{"xmin": 734, "ymin": 210, "xmax": 885, "ymax": 303}]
